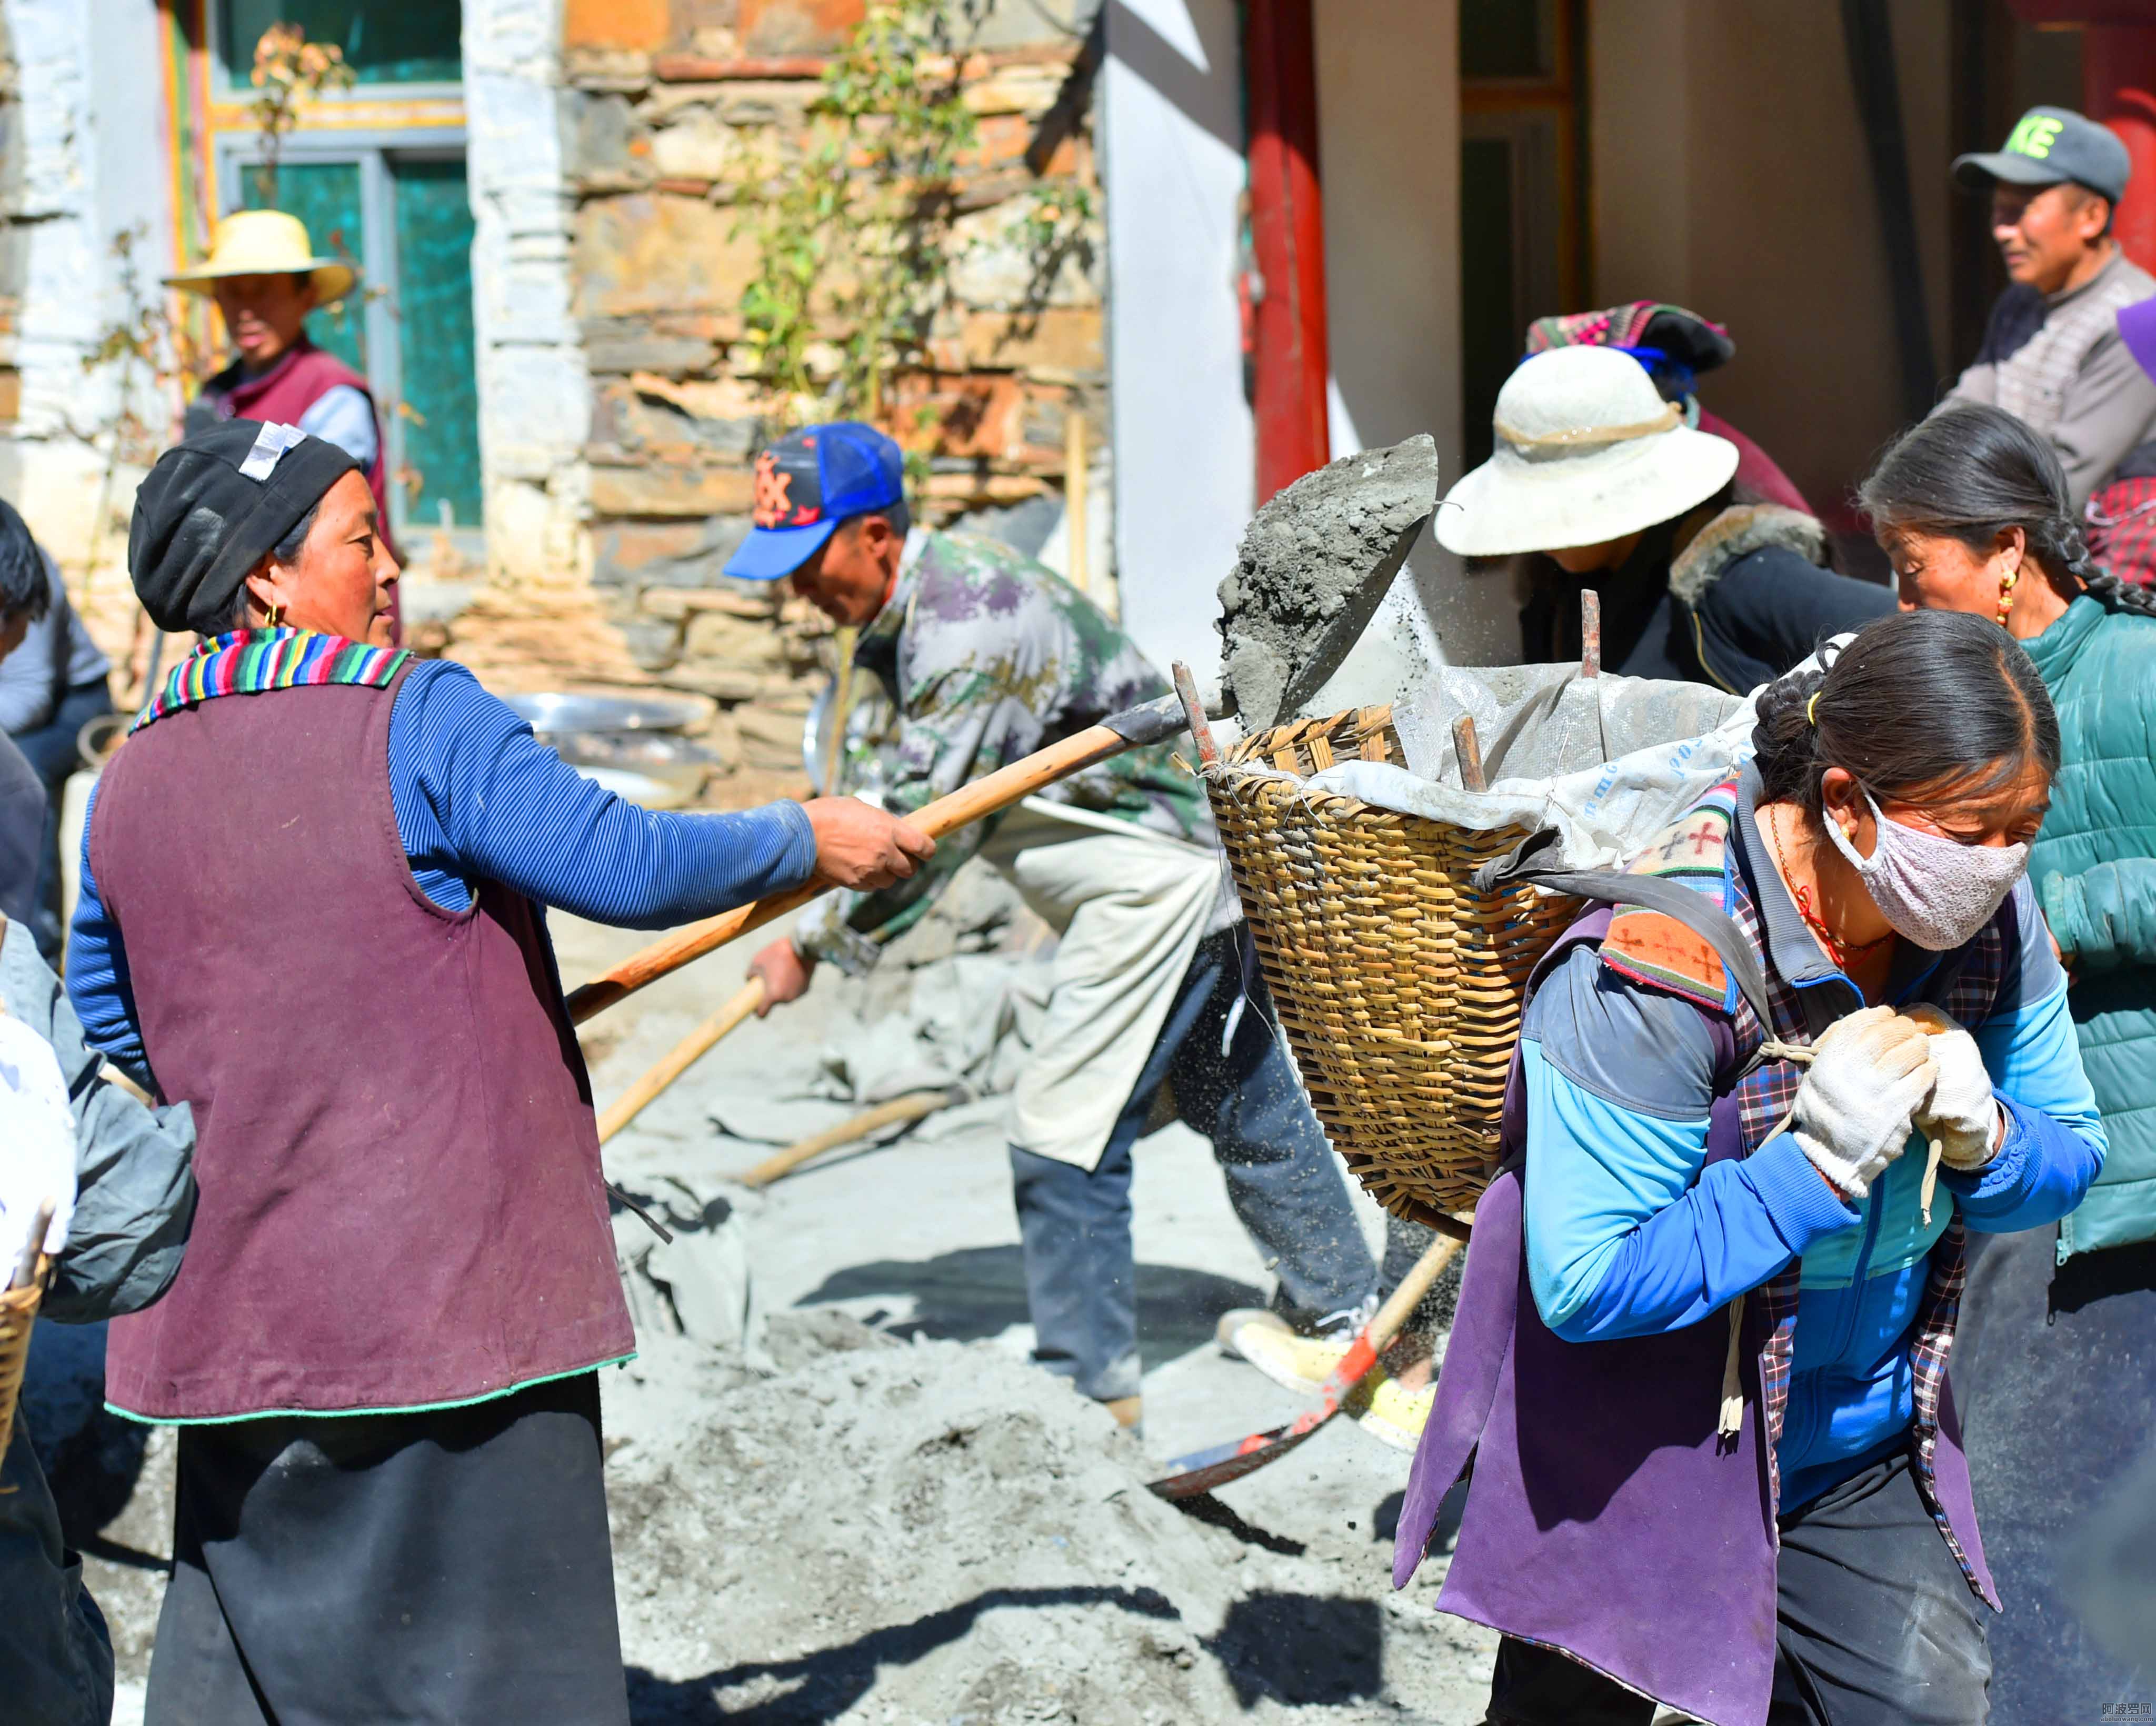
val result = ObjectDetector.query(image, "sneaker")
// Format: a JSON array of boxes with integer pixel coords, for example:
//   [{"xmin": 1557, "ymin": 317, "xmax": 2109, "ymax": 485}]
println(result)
[
  {"xmin": 1217, "ymin": 1308, "xmax": 1352, "ymax": 1396},
  {"xmin": 1354, "ymin": 1372, "xmax": 1435, "ymax": 1451},
  {"xmin": 1102, "ymin": 1394, "xmax": 1143, "ymax": 1435}
]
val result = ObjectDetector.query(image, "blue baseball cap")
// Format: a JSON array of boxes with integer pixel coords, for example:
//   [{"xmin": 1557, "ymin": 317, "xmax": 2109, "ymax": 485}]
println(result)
[{"xmin": 723, "ymin": 422, "xmax": 906, "ymax": 581}]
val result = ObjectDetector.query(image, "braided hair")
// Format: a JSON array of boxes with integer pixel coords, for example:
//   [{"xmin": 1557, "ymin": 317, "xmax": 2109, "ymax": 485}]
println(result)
[{"xmin": 1859, "ymin": 403, "xmax": 2156, "ymax": 619}]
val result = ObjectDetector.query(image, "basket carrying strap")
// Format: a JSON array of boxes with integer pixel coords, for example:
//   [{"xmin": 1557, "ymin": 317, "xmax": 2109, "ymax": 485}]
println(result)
[{"xmin": 1484, "ymin": 862, "xmax": 1776, "ymax": 1037}]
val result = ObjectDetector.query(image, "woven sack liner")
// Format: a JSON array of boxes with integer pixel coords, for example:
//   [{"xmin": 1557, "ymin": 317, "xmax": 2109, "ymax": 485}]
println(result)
[
  {"xmin": 0, "ymin": 1263, "xmax": 46, "ymax": 1461},
  {"xmin": 1204, "ymin": 705, "xmax": 1575, "ymax": 1225}
]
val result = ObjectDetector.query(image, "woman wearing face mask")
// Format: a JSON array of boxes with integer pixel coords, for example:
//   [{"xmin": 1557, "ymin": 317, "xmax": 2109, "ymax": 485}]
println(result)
[
  {"xmin": 1389, "ymin": 609, "xmax": 2104, "ymax": 1726},
  {"xmin": 1862, "ymin": 403, "xmax": 2156, "ymax": 1724}
]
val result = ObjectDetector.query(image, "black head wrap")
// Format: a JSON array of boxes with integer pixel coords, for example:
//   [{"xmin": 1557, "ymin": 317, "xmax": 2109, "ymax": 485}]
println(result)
[{"xmin": 128, "ymin": 419, "xmax": 363, "ymax": 635}]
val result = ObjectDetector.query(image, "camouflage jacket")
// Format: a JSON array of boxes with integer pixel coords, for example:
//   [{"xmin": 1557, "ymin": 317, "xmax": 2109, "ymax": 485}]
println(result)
[{"xmin": 794, "ymin": 529, "xmax": 1212, "ymax": 972}]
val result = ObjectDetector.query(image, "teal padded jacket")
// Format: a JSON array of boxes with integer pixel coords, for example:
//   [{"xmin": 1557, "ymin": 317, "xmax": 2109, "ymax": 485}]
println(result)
[{"xmin": 2025, "ymin": 589, "xmax": 2156, "ymax": 1259}]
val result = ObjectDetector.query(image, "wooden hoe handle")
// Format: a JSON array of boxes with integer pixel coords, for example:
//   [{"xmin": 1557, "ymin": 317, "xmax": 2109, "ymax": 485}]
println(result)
[{"xmin": 596, "ymin": 976, "xmax": 767, "ymax": 1145}]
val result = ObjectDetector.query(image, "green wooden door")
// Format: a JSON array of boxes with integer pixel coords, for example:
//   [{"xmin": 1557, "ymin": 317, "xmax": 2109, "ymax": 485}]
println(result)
[
  {"xmin": 242, "ymin": 159, "xmax": 368, "ymax": 376},
  {"xmin": 391, "ymin": 158, "xmax": 481, "ymax": 529}
]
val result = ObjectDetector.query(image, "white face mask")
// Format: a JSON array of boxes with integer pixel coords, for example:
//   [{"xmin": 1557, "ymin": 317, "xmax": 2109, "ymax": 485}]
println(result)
[{"xmin": 1821, "ymin": 787, "xmax": 2029, "ymax": 951}]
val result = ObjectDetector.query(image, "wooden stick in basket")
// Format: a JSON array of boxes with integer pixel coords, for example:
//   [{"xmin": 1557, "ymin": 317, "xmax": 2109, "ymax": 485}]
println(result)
[
  {"xmin": 1171, "ymin": 662, "xmax": 1220, "ymax": 768},
  {"xmin": 562, "ymin": 693, "xmax": 1185, "ymax": 1023},
  {"xmin": 1452, "ymin": 715, "xmax": 1488, "ymax": 794}
]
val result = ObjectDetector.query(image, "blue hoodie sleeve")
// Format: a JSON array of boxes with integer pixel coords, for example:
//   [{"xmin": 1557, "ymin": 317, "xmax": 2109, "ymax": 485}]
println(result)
[{"xmin": 1521, "ymin": 944, "xmax": 1861, "ymax": 1342}]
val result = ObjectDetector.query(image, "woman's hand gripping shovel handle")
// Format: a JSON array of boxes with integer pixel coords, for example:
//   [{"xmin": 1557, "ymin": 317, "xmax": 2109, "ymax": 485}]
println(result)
[{"xmin": 563, "ymin": 691, "xmax": 1188, "ymax": 1026}]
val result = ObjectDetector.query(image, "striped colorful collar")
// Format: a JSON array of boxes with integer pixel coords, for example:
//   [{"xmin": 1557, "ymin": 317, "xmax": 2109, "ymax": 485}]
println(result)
[{"xmin": 133, "ymin": 629, "xmax": 411, "ymax": 732}]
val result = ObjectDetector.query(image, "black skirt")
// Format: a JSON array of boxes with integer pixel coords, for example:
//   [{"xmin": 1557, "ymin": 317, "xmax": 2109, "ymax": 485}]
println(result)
[{"xmin": 143, "ymin": 1371, "xmax": 627, "ymax": 1726}]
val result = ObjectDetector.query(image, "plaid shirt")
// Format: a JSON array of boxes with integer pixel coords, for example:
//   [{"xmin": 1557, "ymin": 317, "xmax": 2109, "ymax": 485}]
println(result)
[
  {"xmin": 1603, "ymin": 777, "xmax": 2009, "ymax": 1599},
  {"xmin": 2085, "ymin": 473, "xmax": 2156, "ymax": 588}
]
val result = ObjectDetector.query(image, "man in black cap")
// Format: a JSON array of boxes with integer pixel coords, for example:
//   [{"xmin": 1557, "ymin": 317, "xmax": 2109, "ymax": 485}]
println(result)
[{"xmin": 1942, "ymin": 105, "xmax": 2156, "ymax": 509}]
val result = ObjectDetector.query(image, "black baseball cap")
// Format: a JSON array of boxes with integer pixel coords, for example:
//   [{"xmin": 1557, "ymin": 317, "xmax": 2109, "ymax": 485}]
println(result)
[{"xmin": 1953, "ymin": 106, "xmax": 2131, "ymax": 205}]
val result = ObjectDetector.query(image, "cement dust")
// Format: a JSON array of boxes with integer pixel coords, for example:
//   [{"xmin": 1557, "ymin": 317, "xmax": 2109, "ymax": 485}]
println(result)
[{"xmin": 604, "ymin": 1318, "xmax": 1463, "ymax": 1723}]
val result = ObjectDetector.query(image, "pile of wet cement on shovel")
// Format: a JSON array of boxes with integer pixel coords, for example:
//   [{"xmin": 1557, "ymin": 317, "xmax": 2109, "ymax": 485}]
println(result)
[{"xmin": 603, "ymin": 1316, "xmax": 1468, "ymax": 1724}]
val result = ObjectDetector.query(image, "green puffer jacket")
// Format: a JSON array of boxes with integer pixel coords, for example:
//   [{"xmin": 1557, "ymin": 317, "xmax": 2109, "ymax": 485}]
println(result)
[{"xmin": 2025, "ymin": 590, "xmax": 2156, "ymax": 1259}]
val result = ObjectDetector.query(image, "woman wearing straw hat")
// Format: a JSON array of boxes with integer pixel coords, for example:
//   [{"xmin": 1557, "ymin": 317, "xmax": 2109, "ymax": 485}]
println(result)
[
  {"xmin": 172, "ymin": 210, "xmax": 401, "ymax": 627},
  {"xmin": 1393, "ymin": 610, "xmax": 2104, "ymax": 1724},
  {"xmin": 1440, "ymin": 345, "xmax": 1893, "ymax": 689},
  {"xmin": 1862, "ymin": 402, "xmax": 2156, "ymax": 1723},
  {"xmin": 64, "ymin": 419, "xmax": 930, "ymax": 1724}
]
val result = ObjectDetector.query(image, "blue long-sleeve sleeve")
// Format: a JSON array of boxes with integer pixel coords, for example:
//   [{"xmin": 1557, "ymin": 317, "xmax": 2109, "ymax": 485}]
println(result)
[
  {"xmin": 1944, "ymin": 979, "xmax": 2105, "ymax": 1229},
  {"xmin": 68, "ymin": 660, "xmax": 823, "ymax": 1073},
  {"xmin": 387, "ymin": 659, "xmax": 815, "ymax": 926},
  {"xmin": 66, "ymin": 789, "xmax": 146, "ymax": 1089},
  {"xmin": 1524, "ymin": 1040, "xmax": 1861, "ymax": 1341}
]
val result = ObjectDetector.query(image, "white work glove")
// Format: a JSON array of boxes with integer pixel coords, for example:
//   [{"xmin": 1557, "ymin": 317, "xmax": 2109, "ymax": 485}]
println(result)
[
  {"xmin": 1789, "ymin": 1005, "xmax": 1939, "ymax": 1201},
  {"xmin": 0, "ymin": 1015, "xmax": 75, "ymax": 1277},
  {"xmin": 1902, "ymin": 1004, "xmax": 2002, "ymax": 1170}
]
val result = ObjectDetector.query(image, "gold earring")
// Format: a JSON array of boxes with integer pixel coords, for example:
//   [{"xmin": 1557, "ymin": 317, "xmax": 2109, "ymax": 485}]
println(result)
[
  {"xmin": 264, "ymin": 602, "xmax": 284, "ymax": 630},
  {"xmin": 1994, "ymin": 564, "xmax": 2019, "ymax": 628}
]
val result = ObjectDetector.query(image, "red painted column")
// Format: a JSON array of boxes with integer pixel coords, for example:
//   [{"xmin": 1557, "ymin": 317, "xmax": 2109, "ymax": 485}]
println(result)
[
  {"xmin": 2085, "ymin": 26, "xmax": 2156, "ymax": 275},
  {"xmin": 1243, "ymin": 0, "xmax": 1330, "ymax": 503}
]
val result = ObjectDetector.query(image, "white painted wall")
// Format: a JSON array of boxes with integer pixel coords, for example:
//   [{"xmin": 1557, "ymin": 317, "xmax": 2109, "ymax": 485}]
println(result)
[
  {"xmin": 463, "ymin": 0, "xmax": 592, "ymax": 586},
  {"xmin": 1100, "ymin": 0, "xmax": 1251, "ymax": 686},
  {"xmin": 0, "ymin": 0, "xmax": 171, "ymax": 573},
  {"xmin": 1312, "ymin": 0, "xmax": 1516, "ymax": 681}
]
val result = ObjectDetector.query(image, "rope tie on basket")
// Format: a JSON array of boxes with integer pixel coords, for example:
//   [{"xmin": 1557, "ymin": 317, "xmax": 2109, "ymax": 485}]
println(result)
[{"xmin": 1493, "ymin": 400, "xmax": 1682, "ymax": 450}]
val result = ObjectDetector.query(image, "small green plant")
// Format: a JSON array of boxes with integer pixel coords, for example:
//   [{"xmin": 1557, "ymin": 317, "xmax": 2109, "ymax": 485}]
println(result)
[
  {"xmin": 733, "ymin": 1, "xmax": 985, "ymax": 428},
  {"xmin": 248, "ymin": 24, "xmax": 355, "ymax": 208}
]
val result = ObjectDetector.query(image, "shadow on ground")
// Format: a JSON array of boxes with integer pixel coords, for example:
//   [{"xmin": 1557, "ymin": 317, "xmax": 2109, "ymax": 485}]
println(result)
[
  {"xmin": 625, "ymin": 1585, "xmax": 1177, "ymax": 1723},
  {"xmin": 796, "ymin": 1245, "xmax": 1262, "ymax": 1370},
  {"xmin": 625, "ymin": 1585, "xmax": 1382, "ymax": 1723}
]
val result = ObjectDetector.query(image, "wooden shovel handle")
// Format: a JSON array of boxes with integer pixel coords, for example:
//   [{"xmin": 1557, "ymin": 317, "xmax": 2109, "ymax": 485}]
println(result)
[
  {"xmin": 596, "ymin": 977, "xmax": 766, "ymax": 1143},
  {"xmin": 1367, "ymin": 1231, "xmax": 1464, "ymax": 1354},
  {"xmin": 738, "ymin": 1085, "xmax": 965, "ymax": 1189},
  {"xmin": 566, "ymin": 704, "xmax": 1176, "ymax": 1024}
]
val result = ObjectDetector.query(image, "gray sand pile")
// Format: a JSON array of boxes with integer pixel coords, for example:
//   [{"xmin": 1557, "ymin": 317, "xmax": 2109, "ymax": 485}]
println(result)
[
  {"xmin": 1215, "ymin": 436, "xmax": 1441, "ymax": 731},
  {"xmin": 604, "ymin": 1319, "xmax": 1473, "ymax": 1723}
]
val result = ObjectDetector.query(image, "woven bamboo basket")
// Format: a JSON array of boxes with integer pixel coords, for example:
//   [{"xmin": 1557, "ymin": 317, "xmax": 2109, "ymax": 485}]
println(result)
[
  {"xmin": 1203, "ymin": 704, "xmax": 1577, "ymax": 1224},
  {"xmin": 0, "ymin": 1259, "xmax": 48, "ymax": 1461}
]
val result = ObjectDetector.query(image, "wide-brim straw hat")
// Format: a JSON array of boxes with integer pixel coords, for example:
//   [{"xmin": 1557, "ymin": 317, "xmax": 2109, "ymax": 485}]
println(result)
[
  {"xmin": 168, "ymin": 209, "xmax": 357, "ymax": 307},
  {"xmin": 1438, "ymin": 345, "xmax": 1739, "ymax": 558}
]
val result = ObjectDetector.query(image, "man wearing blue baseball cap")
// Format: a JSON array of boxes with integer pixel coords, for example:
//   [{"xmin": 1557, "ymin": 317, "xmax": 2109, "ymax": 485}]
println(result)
[
  {"xmin": 728, "ymin": 422, "xmax": 1380, "ymax": 1432},
  {"xmin": 1941, "ymin": 105, "xmax": 2156, "ymax": 509}
]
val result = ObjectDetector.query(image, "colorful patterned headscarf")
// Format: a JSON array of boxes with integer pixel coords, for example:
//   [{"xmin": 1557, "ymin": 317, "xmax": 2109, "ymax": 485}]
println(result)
[{"xmin": 1524, "ymin": 302, "xmax": 1738, "ymax": 405}]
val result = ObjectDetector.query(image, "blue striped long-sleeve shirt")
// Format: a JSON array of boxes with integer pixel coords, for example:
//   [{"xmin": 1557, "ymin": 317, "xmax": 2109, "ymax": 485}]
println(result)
[{"xmin": 68, "ymin": 658, "xmax": 817, "ymax": 1083}]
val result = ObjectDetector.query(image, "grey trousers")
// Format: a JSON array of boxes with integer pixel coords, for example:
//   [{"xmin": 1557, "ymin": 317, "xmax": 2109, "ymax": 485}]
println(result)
[{"xmin": 1010, "ymin": 927, "xmax": 1377, "ymax": 1401}]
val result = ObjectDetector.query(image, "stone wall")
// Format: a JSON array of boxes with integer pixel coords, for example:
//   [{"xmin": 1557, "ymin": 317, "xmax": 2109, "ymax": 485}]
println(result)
[{"xmin": 554, "ymin": 0, "xmax": 1107, "ymax": 800}]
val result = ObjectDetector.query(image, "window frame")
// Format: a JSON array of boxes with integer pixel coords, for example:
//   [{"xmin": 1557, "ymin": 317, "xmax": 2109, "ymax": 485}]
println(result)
[{"xmin": 203, "ymin": 0, "xmax": 466, "ymax": 104}]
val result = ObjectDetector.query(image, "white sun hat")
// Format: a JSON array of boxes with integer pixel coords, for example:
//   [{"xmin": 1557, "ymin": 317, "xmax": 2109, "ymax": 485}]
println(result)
[
  {"xmin": 1436, "ymin": 345, "xmax": 1740, "ymax": 558},
  {"xmin": 168, "ymin": 209, "xmax": 358, "ymax": 307}
]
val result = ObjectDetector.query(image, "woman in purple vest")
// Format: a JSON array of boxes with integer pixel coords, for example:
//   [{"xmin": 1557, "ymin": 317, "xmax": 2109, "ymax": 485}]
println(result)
[
  {"xmin": 65, "ymin": 419, "xmax": 933, "ymax": 1725},
  {"xmin": 1393, "ymin": 610, "xmax": 2104, "ymax": 1725}
]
